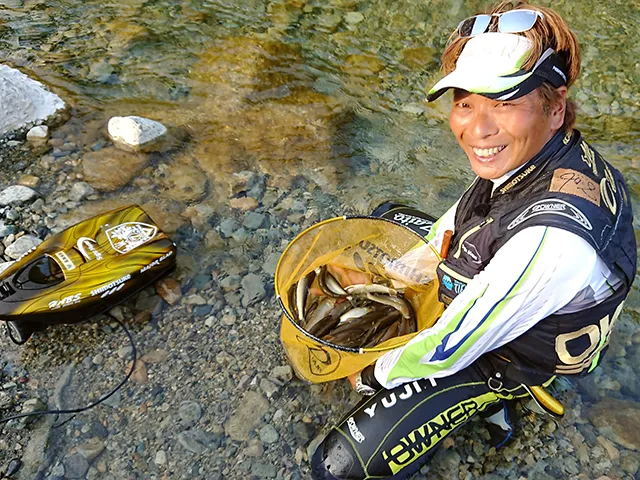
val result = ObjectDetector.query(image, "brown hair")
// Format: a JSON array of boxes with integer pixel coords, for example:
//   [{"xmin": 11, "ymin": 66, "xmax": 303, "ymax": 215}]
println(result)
[{"xmin": 441, "ymin": 1, "xmax": 580, "ymax": 131}]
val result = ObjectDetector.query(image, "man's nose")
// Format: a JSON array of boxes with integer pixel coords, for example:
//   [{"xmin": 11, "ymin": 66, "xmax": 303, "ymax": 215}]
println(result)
[{"xmin": 471, "ymin": 110, "xmax": 499, "ymax": 138}]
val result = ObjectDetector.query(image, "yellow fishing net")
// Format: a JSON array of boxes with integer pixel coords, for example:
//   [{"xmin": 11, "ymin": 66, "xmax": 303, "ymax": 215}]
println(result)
[{"xmin": 275, "ymin": 216, "xmax": 444, "ymax": 383}]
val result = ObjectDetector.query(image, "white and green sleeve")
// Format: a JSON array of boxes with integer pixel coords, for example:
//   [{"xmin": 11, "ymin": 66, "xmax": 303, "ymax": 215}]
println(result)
[
  {"xmin": 425, "ymin": 200, "xmax": 459, "ymax": 250},
  {"xmin": 373, "ymin": 226, "xmax": 618, "ymax": 389}
]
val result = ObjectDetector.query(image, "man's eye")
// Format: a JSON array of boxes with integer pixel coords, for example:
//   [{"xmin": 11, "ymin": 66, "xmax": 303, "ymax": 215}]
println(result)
[
  {"xmin": 456, "ymin": 102, "xmax": 470, "ymax": 108},
  {"xmin": 499, "ymin": 102, "xmax": 513, "ymax": 107}
]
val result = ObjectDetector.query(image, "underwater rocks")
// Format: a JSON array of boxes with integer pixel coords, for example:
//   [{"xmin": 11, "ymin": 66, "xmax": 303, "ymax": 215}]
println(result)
[
  {"xmin": 82, "ymin": 147, "xmax": 149, "ymax": 191},
  {"xmin": 0, "ymin": 65, "xmax": 66, "ymax": 137},
  {"xmin": 588, "ymin": 398, "xmax": 640, "ymax": 451}
]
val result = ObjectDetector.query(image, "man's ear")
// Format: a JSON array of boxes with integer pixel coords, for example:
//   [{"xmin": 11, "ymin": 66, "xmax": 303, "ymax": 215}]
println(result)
[{"xmin": 550, "ymin": 86, "xmax": 568, "ymax": 130}]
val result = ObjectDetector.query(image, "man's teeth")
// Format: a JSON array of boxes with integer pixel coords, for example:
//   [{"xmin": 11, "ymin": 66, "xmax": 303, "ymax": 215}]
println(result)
[{"xmin": 472, "ymin": 145, "xmax": 505, "ymax": 158}]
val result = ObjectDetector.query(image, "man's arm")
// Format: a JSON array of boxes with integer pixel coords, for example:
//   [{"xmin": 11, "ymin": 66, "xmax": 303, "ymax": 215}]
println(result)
[
  {"xmin": 425, "ymin": 200, "xmax": 459, "ymax": 250},
  {"xmin": 373, "ymin": 226, "xmax": 603, "ymax": 389}
]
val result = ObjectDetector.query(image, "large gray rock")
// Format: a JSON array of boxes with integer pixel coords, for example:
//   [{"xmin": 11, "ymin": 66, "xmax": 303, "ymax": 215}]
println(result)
[{"xmin": 0, "ymin": 65, "xmax": 65, "ymax": 136}]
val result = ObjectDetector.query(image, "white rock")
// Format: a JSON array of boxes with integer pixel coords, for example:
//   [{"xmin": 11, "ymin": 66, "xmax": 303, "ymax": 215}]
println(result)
[
  {"xmin": 26, "ymin": 125, "xmax": 49, "ymax": 143},
  {"xmin": 0, "ymin": 65, "xmax": 65, "ymax": 137},
  {"xmin": 107, "ymin": 116, "xmax": 167, "ymax": 152},
  {"xmin": 5, "ymin": 235, "xmax": 42, "ymax": 260},
  {"xmin": 154, "ymin": 450, "xmax": 167, "ymax": 465},
  {"xmin": 0, "ymin": 185, "xmax": 38, "ymax": 206},
  {"xmin": 344, "ymin": 12, "xmax": 364, "ymax": 24}
]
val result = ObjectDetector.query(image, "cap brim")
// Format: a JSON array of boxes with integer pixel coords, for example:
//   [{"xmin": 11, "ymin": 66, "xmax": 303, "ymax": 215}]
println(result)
[{"xmin": 426, "ymin": 68, "xmax": 534, "ymax": 102}]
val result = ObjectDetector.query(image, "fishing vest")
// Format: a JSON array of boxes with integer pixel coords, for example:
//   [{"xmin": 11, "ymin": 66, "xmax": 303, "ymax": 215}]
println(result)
[{"xmin": 436, "ymin": 130, "xmax": 637, "ymax": 381}]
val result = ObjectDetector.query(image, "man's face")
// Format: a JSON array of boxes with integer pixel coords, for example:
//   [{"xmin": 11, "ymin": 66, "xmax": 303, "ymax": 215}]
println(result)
[{"xmin": 449, "ymin": 88, "xmax": 563, "ymax": 180}]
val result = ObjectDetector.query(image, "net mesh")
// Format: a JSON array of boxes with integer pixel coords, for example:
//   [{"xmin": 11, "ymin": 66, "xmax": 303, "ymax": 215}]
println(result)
[{"xmin": 275, "ymin": 217, "xmax": 444, "ymax": 383}]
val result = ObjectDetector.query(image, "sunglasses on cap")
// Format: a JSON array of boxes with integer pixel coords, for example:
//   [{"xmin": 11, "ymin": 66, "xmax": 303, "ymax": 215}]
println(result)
[{"xmin": 457, "ymin": 9, "xmax": 544, "ymax": 38}]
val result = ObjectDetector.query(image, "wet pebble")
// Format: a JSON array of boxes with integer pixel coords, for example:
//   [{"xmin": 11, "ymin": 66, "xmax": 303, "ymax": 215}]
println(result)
[
  {"xmin": 5, "ymin": 235, "xmax": 41, "ymax": 259},
  {"xmin": 251, "ymin": 461, "xmax": 277, "ymax": 478},
  {"xmin": 88, "ymin": 61, "xmax": 115, "ymax": 83},
  {"xmin": 0, "ymin": 185, "xmax": 38, "ymax": 206},
  {"xmin": 4, "ymin": 458, "xmax": 22, "ymax": 477},
  {"xmin": 260, "ymin": 378, "xmax": 279, "ymax": 398},
  {"xmin": 243, "ymin": 212, "xmax": 268, "ymax": 230},
  {"xmin": 219, "ymin": 218, "xmax": 239, "ymax": 238},
  {"xmin": 292, "ymin": 422, "xmax": 315, "ymax": 445},
  {"xmin": 0, "ymin": 220, "xmax": 15, "ymax": 237},
  {"xmin": 0, "ymin": 390, "xmax": 13, "ymax": 409},
  {"xmin": 82, "ymin": 147, "xmax": 149, "ymax": 191},
  {"xmin": 221, "ymin": 313, "xmax": 236, "ymax": 326},
  {"xmin": 229, "ymin": 197, "xmax": 258, "ymax": 211},
  {"xmin": 178, "ymin": 401, "xmax": 203, "ymax": 427},
  {"xmin": 139, "ymin": 349, "xmax": 169, "ymax": 364},
  {"xmin": 155, "ymin": 277, "xmax": 182, "ymax": 305},
  {"xmin": 176, "ymin": 429, "xmax": 221, "ymax": 453},
  {"xmin": 75, "ymin": 437, "xmax": 105, "ymax": 462},
  {"xmin": 223, "ymin": 391, "xmax": 269, "ymax": 442},
  {"xmin": 241, "ymin": 273, "xmax": 266, "ymax": 307},
  {"xmin": 244, "ymin": 438, "xmax": 264, "ymax": 457},
  {"xmin": 259, "ymin": 424, "xmax": 279, "ymax": 444},
  {"xmin": 154, "ymin": 450, "xmax": 167, "ymax": 466},
  {"xmin": 270, "ymin": 365, "xmax": 293, "ymax": 382},
  {"xmin": 17, "ymin": 175, "xmax": 40, "ymax": 188},
  {"xmin": 344, "ymin": 11, "xmax": 364, "ymax": 24},
  {"xmin": 26, "ymin": 125, "xmax": 49, "ymax": 144},
  {"xmin": 63, "ymin": 453, "xmax": 90, "ymax": 479},
  {"xmin": 68, "ymin": 182, "xmax": 95, "ymax": 202}
]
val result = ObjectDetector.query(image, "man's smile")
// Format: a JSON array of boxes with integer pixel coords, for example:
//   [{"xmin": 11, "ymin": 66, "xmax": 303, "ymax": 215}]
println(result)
[{"xmin": 471, "ymin": 145, "xmax": 507, "ymax": 161}]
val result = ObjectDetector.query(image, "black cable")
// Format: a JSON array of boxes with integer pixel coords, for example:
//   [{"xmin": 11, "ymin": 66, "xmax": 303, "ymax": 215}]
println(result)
[{"xmin": 0, "ymin": 315, "xmax": 137, "ymax": 425}]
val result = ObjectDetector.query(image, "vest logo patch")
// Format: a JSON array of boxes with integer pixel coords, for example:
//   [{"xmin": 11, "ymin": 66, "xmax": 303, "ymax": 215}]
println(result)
[
  {"xmin": 498, "ymin": 165, "xmax": 536, "ymax": 195},
  {"xmin": 441, "ymin": 274, "xmax": 466, "ymax": 294},
  {"xmin": 461, "ymin": 242, "xmax": 482, "ymax": 264},
  {"xmin": 549, "ymin": 168, "xmax": 601, "ymax": 206},
  {"xmin": 507, "ymin": 199, "xmax": 593, "ymax": 231}
]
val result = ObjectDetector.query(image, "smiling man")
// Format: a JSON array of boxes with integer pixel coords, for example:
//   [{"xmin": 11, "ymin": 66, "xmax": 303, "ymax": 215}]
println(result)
[{"xmin": 311, "ymin": 2, "xmax": 637, "ymax": 479}]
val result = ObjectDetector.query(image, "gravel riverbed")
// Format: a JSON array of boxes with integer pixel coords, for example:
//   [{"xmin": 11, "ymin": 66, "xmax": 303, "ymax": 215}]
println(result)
[{"xmin": 0, "ymin": 131, "xmax": 639, "ymax": 480}]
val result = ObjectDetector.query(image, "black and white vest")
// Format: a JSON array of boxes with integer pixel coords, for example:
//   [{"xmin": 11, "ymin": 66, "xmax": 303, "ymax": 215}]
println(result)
[{"xmin": 436, "ymin": 130, "xmax": 637, "ymax": 380}]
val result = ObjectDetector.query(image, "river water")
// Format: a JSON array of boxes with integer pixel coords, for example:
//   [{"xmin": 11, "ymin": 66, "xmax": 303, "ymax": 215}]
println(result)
[{"xmin": 0, "ymin": 0, "xmax": 639, "ymax": 478}]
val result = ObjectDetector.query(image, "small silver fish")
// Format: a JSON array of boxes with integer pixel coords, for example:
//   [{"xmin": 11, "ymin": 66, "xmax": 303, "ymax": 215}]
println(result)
[
  {"xmin": 305, "ymin": 297, "xmax": 338, "ymax": 333},
  {"xmin": 345, "ymin": 284, "xmax": 398, "ymax": 296},
  {"xmin": 339, "ymin": 306, "xmax": 374, "ymax": 324},
  {"xmin": 295, "ymin": 270, "xmax": 316, "ymax": 323},
  {"xmin": 317, "ymin": 265, "xmax": 349, "ymax": 297},
  {"xmin": 365, "ymin": 293, "xmax": 414, "ymax": 319}
]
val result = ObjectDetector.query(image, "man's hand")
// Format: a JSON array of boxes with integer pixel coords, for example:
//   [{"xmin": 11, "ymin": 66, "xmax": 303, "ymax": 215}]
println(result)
[
  {"xmin": 347, "ymin": 371, "xmax": 361, "ymax": 391},
  {"xmin": 348, "ymin": 369, "xmax": 377, "ymax": 396}
]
